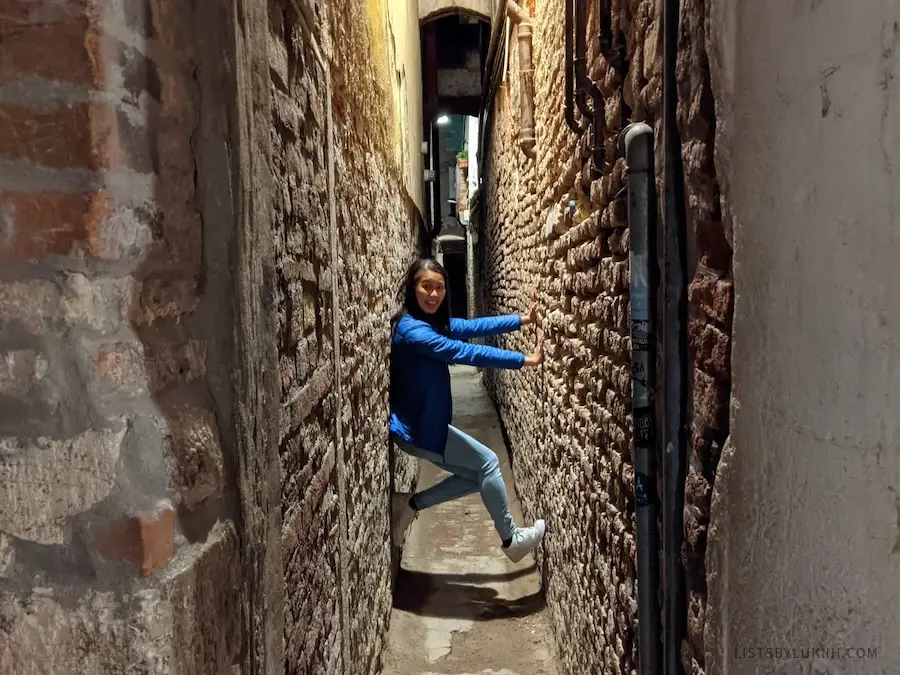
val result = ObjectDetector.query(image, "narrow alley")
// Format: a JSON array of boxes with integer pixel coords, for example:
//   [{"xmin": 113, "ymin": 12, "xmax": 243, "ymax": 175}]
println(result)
[
  {"xmin": 383, "ymin": 367, "xmax": 558, "ymax": 675},
  {"xmin": 1, "ymin": 0, "xmax": 898, "ymax": 674}
]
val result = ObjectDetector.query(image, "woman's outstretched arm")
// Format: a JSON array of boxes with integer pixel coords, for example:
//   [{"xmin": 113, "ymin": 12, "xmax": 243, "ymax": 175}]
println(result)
[
  {"xmin": 448, "ymin": 289, "xmax": 538, "ymax": 339},
  {"xmin": 400, "ymin": 322, "xmax": 543, "ymax": 369},
  {"xmin": 449, "ymin": 314, "xmax": 521, "ymax": 339}
]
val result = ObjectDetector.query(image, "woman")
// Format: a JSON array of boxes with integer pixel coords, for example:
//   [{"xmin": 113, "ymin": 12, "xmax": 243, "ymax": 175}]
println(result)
[{"xmin": 389, "ymin": 258, "xmax": 546, "ymax": 563}]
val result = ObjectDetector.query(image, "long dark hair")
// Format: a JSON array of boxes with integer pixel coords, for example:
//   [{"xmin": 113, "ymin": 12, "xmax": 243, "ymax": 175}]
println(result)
[{"xmin": 391, "ymin": 258, "xmax": 452, "ymax": 335}]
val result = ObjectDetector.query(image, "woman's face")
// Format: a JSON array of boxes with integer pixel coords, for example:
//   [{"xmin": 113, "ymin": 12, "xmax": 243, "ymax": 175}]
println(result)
[{"xmin": 414, "ymin": 269, "xmax": 446, "ymax": 315}]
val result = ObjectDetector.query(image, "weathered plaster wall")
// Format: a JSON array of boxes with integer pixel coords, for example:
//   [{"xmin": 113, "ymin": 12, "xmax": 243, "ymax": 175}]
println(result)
[
  {"xmin": 481, "ymin": 1, "xmax": 730, "ymax": 673},
  {"xmin": 705, "ymin": 1, "xmax": 900, "ymax": 673},
  {"xmin": 388, "ymin": 0, "xmax": 426, "ymax": 212}
]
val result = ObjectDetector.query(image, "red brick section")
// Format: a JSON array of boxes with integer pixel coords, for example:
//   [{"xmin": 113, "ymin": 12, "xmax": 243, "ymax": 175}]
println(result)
[
  {"xmin": 0, "ymin": 102, "xmax": 146, "ymax": 170},
  {"xmin": 92, "ymin": 507, "xmax": 176, "ymax": 577},
  {"xmin": 0, "ymin": 191, "xmax": 111, "ymax": 261},
  {"xmin": 0, "ymin": 9, "xmax": 104, "ymax": 87},
  {"xmin": 90, "ymin": 340, "xmax": 148, "ymax": 394},
  {"xmin": 0, "ymin": 0, "xmax": 91, "ymax": 23},
  {"xmin": 0, "ymin": 1, "xmax": 154, "ymax": 264}
]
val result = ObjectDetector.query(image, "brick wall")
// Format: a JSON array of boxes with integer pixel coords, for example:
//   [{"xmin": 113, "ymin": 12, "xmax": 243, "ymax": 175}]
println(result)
[
  {"xmin": 332, "ymin": 0, "xmax": 420, "ymax": 658},
  {"xmin": 269, "ymin": 6, "xmax": 341, "ymax": 672},
  {"xmin": 271, "ymin": 1, "xmax": 418, "ymax": 674},
  {"xmin": 481, "ymin": 1, "xmax": 731, "ymax": 674}
]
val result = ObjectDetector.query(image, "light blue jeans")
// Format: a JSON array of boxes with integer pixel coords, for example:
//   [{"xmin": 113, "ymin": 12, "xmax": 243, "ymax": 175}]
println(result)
[{"xmin": 393, "ymin": 425, "xmax": 517, "ymax": 541}]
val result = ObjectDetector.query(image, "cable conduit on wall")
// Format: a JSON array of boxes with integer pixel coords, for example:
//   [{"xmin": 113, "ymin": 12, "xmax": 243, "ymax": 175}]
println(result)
[{"xmin": 661, "ymin": 0, "xmax": 689, "ymax": 671}]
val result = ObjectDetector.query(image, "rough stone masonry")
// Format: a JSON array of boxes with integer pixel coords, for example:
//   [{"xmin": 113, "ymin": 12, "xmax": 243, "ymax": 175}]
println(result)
[
  {"xmin": 480, "ymin": 1, "xmax": 732, "ymax": 674},
  {"xmin": 0, "ymin": 0, "xmax": 245, "ymax": 671},
  {"xmin": 0, "ymin": 0, "xmax": 419, "ymax": 673},
  {"xmin": 271, "ymin": 1, "xmax": 419, "ymax": 673}
]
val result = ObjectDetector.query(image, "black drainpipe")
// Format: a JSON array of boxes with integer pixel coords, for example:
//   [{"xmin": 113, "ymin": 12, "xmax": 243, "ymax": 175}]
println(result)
[
  {"xmin": 572, "ymin": 0, "xmax": 591, "ymax": 121},
  {"xmin": 574, "ymin": 0, "xmax": 605, "ymax": 175},
  {"xmin": 662, "ymin": 0, "xmax": 688, "ymax": 672},
  {"xmin": 564, "ymin": 0, "xmax": 583, "ymax": 134},
  {"xmin": 599, "ymin": 0, "xmax": 613, "ymax": 59},
  {"xmin": 481, "ymin": 0, "xmax": 506, "ymax": 100},
  {"xmin": 573, "ymin": 0, "xmax": 591, "ymax": 120},
  {"xmin": 625, "ymin": 122, "xmax": 662, "ymax": 675}
]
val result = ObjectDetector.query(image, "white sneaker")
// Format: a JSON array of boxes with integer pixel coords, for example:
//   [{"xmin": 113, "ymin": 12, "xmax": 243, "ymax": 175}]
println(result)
[
  {"xmin": 391, "ymin": 492, "xmax": 418, "ymax": 546},
  {"xmin": 502, "ymin": 519, "xmax": 546, "ymax": 562}
]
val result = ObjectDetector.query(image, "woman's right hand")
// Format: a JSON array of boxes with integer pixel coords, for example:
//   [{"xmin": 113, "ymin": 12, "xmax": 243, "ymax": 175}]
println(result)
[{"xmin": 524, "ymin": 328, "xmax": 544, "ymax": 367}]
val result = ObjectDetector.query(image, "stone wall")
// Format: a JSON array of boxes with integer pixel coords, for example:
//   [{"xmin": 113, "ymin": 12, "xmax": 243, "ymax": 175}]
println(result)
[
  {"xmin": 480, "ymin": 1, "xmax": 731, "ymax": 674},
  {"xmin": 271, "ymin": 1, "xmax": 419, "ymax": 674},
  {"xmin": 0, "ymin": 0, "xmax": 245, "ymax": 672},
  {"xmin": 677, "ymin": 2, "xmax": 732, "ymax": 673},
  {"xmin": 0, "ymin": 0, "xmax": 420, "ymax": 673}
]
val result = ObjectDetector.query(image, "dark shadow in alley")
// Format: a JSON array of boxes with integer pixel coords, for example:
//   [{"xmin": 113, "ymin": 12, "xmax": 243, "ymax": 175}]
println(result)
[
  {"xmin": 393, "ymin": 567, "xmax": 547, "ymax": 620},
  {"xmin": 397, "ymin": 562, "xmax": 538, "ymax": 584}
]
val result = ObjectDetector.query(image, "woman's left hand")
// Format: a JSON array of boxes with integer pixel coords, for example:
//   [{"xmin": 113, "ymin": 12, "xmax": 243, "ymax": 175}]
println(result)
[
  {"xmin": 522, "ymin": 289, "xmax": 538, "ymax": 325},
  {"xmin": 524, "ymin": 328, "xmax": 544, "ymax": 367}
]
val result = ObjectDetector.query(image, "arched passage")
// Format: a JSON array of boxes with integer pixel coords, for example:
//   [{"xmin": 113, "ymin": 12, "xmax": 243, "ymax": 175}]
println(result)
[{"xmin": 418, "ymin": 0, "xmax": 492, "ymax": 24}]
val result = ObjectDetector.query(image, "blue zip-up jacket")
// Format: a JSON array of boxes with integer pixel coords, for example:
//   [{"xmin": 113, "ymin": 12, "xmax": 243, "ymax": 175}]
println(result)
[{"xmin": 389, "ymin": 313, "xmax": 525, "ymax": 455}]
